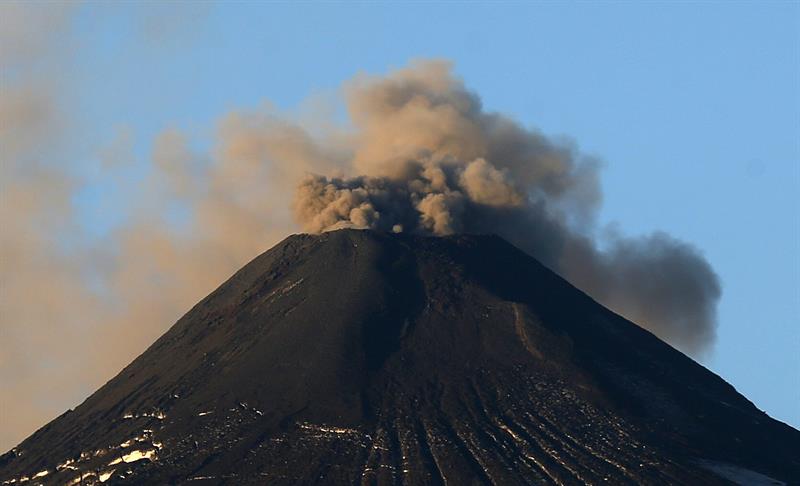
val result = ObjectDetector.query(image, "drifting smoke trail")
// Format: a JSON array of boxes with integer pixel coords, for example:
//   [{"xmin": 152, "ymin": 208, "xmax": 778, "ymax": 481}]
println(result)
[
  {"xmin": 0, "ymin": 7, "xmax": 719, "ymax": 452},
  {"xmin": 293, "ymin": 60, "xmax": 721, "ymax": 355}
]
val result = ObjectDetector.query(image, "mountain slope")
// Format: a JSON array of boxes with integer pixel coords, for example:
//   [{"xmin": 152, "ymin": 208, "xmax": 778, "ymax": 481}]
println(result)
[{"xmin": 1, "ymin": 229, "xmax": 798, "ymax": 485}]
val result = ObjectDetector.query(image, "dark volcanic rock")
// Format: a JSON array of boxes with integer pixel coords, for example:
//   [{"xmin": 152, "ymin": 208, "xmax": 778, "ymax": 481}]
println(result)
[{"xmin": 1, "ymin": 229, "xmax": 798, "ymax": 485}]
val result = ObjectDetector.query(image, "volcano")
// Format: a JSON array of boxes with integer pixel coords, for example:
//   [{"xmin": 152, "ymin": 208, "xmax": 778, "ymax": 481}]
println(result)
[{"xmin": 1, "ymin": 229, "xmax": 798, "ymax": 485}]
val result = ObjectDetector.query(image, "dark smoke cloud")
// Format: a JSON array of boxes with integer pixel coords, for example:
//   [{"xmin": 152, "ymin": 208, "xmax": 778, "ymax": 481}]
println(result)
[
  {"xmin": 293, "ymin": 60, "xmax": 721, "ymax": 356},
  {"xmin": 1, "ymin": 42, "xmax": 719, "ymax": 451}
]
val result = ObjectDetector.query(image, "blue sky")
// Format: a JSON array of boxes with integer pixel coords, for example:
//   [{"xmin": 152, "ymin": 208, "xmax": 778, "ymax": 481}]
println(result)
[{"xmin": 27, "ymin": 2, "xmax": 800, "ymax": 430}]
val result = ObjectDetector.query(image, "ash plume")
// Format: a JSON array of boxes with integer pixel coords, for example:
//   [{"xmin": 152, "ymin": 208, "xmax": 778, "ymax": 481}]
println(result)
[
  {"xmin": 1, "ymin": 11, "xmax": 719, "ymax": 453},
  {"xmin": 293, "ymin": 60, "xmax": 721, "ymax": 356}
]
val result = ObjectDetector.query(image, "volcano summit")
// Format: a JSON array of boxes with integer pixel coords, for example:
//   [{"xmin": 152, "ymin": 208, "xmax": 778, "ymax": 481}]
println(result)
[{"xmin": 1, "ymin": 230, "xmax": 797, "ymax": 485}]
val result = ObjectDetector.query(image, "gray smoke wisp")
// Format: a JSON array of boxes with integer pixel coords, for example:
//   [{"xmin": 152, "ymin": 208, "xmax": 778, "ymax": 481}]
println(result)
[
  {"xmin": 293, "ymin": 60, "xmax": 721, "ymax": 356},
  {"xmin": 0, "ymin": 33, "xmax": 720, "ymax": 452}
]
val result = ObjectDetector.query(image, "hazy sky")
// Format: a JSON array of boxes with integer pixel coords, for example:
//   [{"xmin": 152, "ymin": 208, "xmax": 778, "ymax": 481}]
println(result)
[{"xmin": 1, "ymin": 2, "xmax": 798, "ymax": 451}]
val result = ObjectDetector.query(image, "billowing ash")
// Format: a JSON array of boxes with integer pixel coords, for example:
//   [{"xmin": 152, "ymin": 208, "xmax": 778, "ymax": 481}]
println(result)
[
  {"xmin": 1, "ymin": 51, "xmax": 721, "ymax": 451},
  {"xmin": 292, "ymin": 60, "xmax": 720, "ymax": 356}
]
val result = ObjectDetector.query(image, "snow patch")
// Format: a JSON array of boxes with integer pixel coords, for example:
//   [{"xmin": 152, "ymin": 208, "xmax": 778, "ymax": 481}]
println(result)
[
  {"xmin": 99, "ymin": 469, "xmax": 116, "ymax": 482},
  {"xmin": 67, "ymin": 472, "xmax": 95, "ymax": 485},
  {"xmin": 280, "ymin": 279, "xmax": 304, "ymax": 295},
  {"xmin": 264, "ymin": 279, "xmax": 305, "ymax": 303},
  {"xmin": 109, "ymin": 448, "xmax": 157, "ymax": 465},
  {"xmin": 698, "ymin": 460, "xmax": 785, "ymax": 486},
  {"xmin": 300, "ymin": 422, "xmax": 358, "ymax": 435},
  {"xmin": 123, "ymin": 410, "xmax": 166, "ymax": 420}
]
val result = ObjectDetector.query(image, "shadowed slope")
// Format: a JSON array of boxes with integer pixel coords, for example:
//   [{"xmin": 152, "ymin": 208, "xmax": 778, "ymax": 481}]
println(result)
[{"xmin": 1, "ymin": 230, "xmax": 797, "ymax": 485}]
